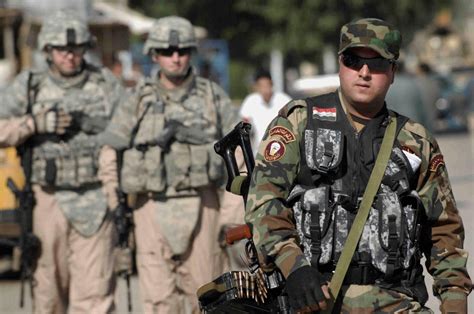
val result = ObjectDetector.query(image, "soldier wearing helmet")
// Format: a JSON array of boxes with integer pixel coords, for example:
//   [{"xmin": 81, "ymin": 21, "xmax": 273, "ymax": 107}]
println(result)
[
  {"xmin": 100, "ymin": 15, "xmax": 242, "ymax": 312},
  {"xmin": 38, "ymin": 10, "xmax": 96, "ymax": 77},
  {"xmin": 0, "ymin": 9, "xmax": 125, "ymax": 313}
]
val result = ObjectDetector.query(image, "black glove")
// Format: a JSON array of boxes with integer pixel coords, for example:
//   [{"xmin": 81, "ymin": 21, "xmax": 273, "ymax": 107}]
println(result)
[
  {"xmin": 155, "ymin": 120, "xmax": 180, "ymax": 149},
  {"xmin": 67, "ymin": 111, "xmax": 108, "ymax": 134},
  {"xmin": 286, "ymin": 266, "xmax": 328, "ymax": 312}
]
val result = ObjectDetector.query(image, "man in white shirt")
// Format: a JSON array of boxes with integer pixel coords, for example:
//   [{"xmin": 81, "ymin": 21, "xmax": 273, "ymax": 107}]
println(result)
[{"xmin": 239, "ymin": 70, "xmax": 292, "ymax": 152}]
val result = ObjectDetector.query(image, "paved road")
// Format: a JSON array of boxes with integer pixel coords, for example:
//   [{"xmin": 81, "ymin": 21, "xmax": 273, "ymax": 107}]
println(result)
[{"xmin": 1, "ymin": 132, "xmax": 473, "ymax": 313}]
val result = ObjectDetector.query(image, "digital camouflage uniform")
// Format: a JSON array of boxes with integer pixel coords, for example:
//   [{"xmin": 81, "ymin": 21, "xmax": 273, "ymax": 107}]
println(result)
[
  {"xmin": 0, "ymin": 10, "xmax": 124, "ymax": 314},
  {"xmin": 100, "ymin": 16, "xmax": 241, "ymax": 314},
  {"xmin": 246, "ymin": 18, "xmax": 472, "ymax": 313}
]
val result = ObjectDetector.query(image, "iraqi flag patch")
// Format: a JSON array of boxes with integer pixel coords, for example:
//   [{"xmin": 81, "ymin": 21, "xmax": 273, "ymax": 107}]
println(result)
[{"xmin": 313, "ymin": 107, "xmax": 337, "ymax": 121}]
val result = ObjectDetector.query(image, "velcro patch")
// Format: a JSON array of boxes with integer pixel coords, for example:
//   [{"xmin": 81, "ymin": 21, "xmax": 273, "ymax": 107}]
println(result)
[
  {"xmin": 429, "ymin": 155, "xmax": 445, "ymax": 172},
  {"xmin": 313, "ymin": 107, "xmax": 336, "ymax": 121},
  {"xmin": 264, "ymin": 140, "xmax": 286, "ymax": 162},
  {"xmin": 269, "ymin": 126, "xmax": 296, "ymax": 143}
]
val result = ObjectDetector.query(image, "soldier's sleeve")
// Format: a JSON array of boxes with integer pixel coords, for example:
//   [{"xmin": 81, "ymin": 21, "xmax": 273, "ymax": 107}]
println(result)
[
  {"xmin": 245, "ymin": 99, "xmax": 309, "ymax": 279},
  {"xmin": 212, "ymin": 82, "xmax": 239, "ymax": 135},
  {"xmin": 0, "ymin": 71, "xmax": 35, "ymax": 147},
  {"xmin": 101, "ymin": 67, "xmax": 127, "ymax": 119},
  {"xmin": 98, "ymin": 145, "xmax": 118, "ymax": 209},
  {"xmin": 406, "ymin": 122, "xmax": 472, "ymax": 308},
  {"xmin": 97, "ymin": 88, "xmax": 138, "ymax": 150}
]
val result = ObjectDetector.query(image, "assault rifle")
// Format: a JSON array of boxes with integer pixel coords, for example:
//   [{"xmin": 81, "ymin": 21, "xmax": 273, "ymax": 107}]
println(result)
[
  {"xmin": 197, "ymin": 122, "xmax": 289, "ymax": 313},
  {"xmin": 7, "ymin": 72, "xmax": 41, "ymax": 308},
  {"xmin": 114, "ymin": 150, "xmax": 133, "ymax": 312}
]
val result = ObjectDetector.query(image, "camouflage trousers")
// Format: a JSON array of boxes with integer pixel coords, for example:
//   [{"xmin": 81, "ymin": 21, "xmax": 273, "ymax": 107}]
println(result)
[
  {"xmin": 32, "ymin": 185, "xmax": 117, "ymax": 314},
  {"xmin": 338, "ymin": 284, "xmax": 433, "ymax": 313}
]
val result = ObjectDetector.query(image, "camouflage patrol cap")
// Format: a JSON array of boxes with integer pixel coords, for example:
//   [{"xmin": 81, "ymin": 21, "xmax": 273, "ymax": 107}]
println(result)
[
  {"xmin": 339, "ymin": 18, "xmax": 402, "ymax": 60},
  {"xmin": 38, "ymin": 10, "xmax": 94, "ymax": 51},
  {"xmin": 143, "ymin": 16, "xmax": 197, "ymax": 55}
]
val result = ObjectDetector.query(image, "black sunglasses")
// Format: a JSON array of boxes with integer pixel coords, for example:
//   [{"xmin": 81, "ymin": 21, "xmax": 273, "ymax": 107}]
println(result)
[
  {"xmin": 155, "ymin": 47, "xmax": 192, "ymax": 57},
  {"xmin": 341, "ymin": 52, "xmax": 395, "ymax": 72}
]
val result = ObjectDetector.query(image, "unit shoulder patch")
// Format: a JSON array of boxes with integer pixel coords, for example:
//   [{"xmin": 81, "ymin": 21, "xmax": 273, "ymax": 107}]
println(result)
[
  {"xmin": 429, "ymin": 154, "xmax": 445, "ymax": 172},
  {"xmin": 269, "ymin": 126, "xmax": 296, "ymax": 143},
  {"xmin": 264, "ymin": 140, "xmax": 286, "ymax": 162}
]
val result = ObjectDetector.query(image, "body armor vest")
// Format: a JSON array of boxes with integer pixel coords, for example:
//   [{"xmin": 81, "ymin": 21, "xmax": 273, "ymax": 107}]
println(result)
[
  {"xmin": 288, "ymin": 93, "xmax": 428, "ymax": 302},
  {"xmin": 121, "ymin": 75, "xmax": 223, "ymax": 194},
  {"xmin": 29, "ymin": 68, "xmax": 115, "ymax": 189}
]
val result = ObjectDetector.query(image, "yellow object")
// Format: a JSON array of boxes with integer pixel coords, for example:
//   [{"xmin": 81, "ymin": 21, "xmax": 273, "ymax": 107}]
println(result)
[
  {"xmin": 0, "ymin": 147, "xmax": 25, "ymax": 211},
  {"xmin": 0, "ymin": 147, "xmax": 25, "ymax": 237}
]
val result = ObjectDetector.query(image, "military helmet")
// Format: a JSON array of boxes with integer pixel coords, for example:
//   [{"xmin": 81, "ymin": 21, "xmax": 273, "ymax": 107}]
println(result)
[
  {"xmin": 143, "ymin": 16, "xmax": 197, "ymax": 55},
  {"xmin": 38, "ymin": 10, "xmax": 94, "ymax": 51}
]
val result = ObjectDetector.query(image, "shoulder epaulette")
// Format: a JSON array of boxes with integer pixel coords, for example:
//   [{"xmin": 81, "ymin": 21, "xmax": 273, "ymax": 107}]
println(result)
[
  {"xmin": 278, "ymin": 99, "xmax": 306, "ymax": 118},
  {"xmin": 26, "ymin": 69, "xmax": 46, "ymax": 88},
  {"xmin": 401, "ymin": 119, "xmax": 432, "ymax": 141},
  {"xmin": 195, "ymin": 76, "xmax": 211, "ymax": 95},
  {"xmin": 134, "ymin": 77, "xmax": 156, "ymax": 97}
]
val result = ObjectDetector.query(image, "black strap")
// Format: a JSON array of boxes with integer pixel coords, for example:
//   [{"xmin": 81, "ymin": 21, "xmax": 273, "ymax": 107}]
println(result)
[
  {"xmin": 129, "ymin": 100, "xmax": 154, "ymax": 148},
  {"xmin": 309, "ymin": 203, "xmax": 321, "ymax": 266},
  {"xmin": 385, "ymin": 214, "xmax": 399, "ymax": 279}
]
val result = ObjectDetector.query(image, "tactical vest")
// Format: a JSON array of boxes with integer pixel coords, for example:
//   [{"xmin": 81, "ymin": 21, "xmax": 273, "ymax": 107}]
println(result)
[
  {"xmin": 288, "ymin": 93, "xmax": 428, "ymax": 302},
  {"xmin": 29, "ymin": 67, "xmax": 115, "ymax": 189},
  {"xmin": 121, "ymin": 75, "xmax": 223, "ymax": 194}
]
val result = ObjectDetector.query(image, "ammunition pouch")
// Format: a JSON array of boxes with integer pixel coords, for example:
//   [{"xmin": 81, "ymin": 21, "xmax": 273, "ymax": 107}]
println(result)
[
  {"xmin": 291, "ymin": 184, "xmax": 425, "ymax": 282},
  {"xmin": 32, "ymin": 143, "xmax": 100, "ymax": 188},
  {"xmin": 121, "ymin": 146, "xmax": 166, "ymax": 194}
]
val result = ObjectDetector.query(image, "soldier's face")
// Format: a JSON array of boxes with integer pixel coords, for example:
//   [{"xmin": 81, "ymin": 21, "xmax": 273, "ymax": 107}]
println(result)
[
  {"xmin": 49, "ymin": 45, "xmax": 86, "ymax": 77},
  {"xmin": 153, "ymin": 47, "xmax": 192, "ymax": 79},
  {"xmin": 339, "ymin": 47, "xmax": 395, "ymax": 112}
]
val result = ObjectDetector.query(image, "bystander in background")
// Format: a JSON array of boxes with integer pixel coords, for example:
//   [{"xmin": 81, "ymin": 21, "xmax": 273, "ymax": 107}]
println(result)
[{"xmin": 239, "ymin": 70, "xmax": 291, "ymax": 152}]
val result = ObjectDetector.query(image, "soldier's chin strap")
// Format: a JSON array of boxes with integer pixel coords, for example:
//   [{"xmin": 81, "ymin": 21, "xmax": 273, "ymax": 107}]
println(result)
[{"xmin": 321, "ymin": 116, "xmax": 397, "ymax": 313}]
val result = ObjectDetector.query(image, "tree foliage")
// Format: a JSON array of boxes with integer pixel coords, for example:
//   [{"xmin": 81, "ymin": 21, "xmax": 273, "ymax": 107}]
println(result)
[{"xmin": 130, "ymin": 0, "xmax": 453, "ymax": 65}]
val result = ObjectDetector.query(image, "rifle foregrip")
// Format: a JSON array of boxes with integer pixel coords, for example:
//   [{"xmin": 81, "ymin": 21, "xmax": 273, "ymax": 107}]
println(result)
[{"xmin": 225, "ymin": 224, "xmax": 252, "ymax": 245}]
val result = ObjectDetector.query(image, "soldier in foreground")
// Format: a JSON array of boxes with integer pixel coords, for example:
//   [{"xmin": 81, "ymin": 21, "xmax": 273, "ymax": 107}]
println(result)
[
  {"xmin": 100, "ymin": 16, "xmax": 240, "ymax": 313},
  {"xmin": 0, "ymin": 10, "xmax": 124, "ymax": 313},
  {"xmin": 245, "ymin": 18, "xmax": 472, "ymax": 312}
]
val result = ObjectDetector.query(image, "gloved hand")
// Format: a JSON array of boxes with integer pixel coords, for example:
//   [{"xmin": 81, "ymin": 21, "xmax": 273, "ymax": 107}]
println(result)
[
  {"xmin": 70, "ymin": 112, "xmax": 108, "ymax": 134},
  {"xmin": 286, "ymin": 266, "xmax": 330, "ymax": 313},
  {"xmin": 33, "ymin": 108, "xmax": 72, "ymax": 135}
]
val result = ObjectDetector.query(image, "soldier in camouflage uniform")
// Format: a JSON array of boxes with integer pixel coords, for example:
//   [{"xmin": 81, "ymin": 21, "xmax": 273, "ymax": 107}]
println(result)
[
  {"xmin": 0, "ymin": 10, "xmax": 124, "ymax": 313},
  {"xmin": 100, "ymin": 16, "xmax": 241, "ymax": 313},
  {"xmin": 246, "ymin": 18, "xmax": 472, "ymax": 313}
]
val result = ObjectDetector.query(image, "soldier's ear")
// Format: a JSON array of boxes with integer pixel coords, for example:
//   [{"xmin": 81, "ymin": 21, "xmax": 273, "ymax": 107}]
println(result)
[{"xmin": 151, "ymin": 53, "xmax": 160, "ymax": 64}]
